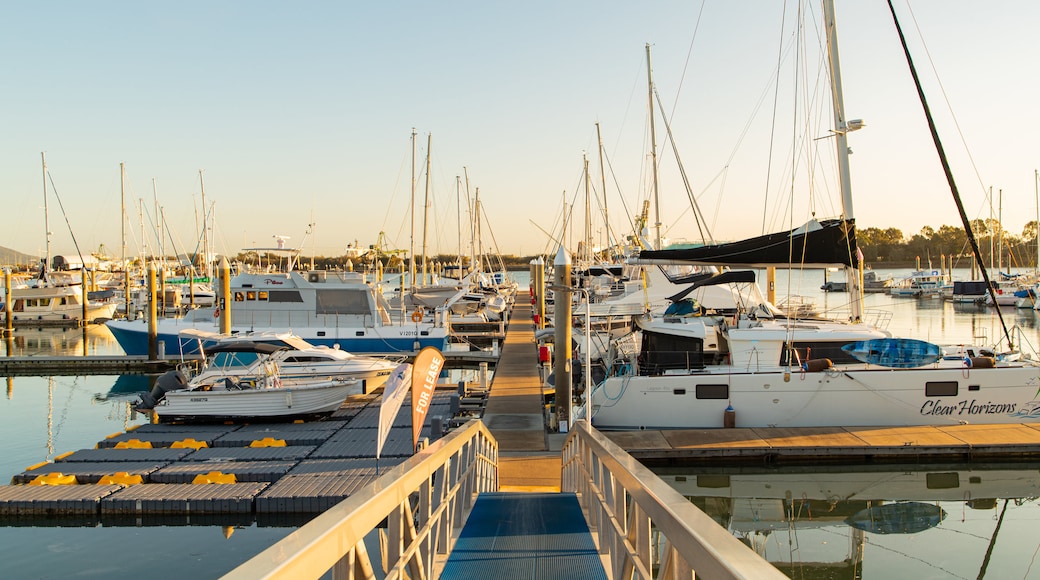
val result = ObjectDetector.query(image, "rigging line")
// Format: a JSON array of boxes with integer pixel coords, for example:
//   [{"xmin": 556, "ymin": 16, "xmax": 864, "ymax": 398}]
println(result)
[
  {"xmin": 44, "ymin": 172, "xmax": 86, "ymax": 267},
  {"xmin": 477, "ymin": 202, "xmax": 506, "ymax": 273},
  {"xmin": 763, "ymin": 1, "xmax": 791, "ymax": 235},
  {"xmin": 601, "ymin": 147, "xmax": 638, "ymax": 247},
  {"xmin": 668, "ymin": 0, "xmax": 707, "ymax": 121},
  {"xmin": 904, "ymin": 1, "xmax": 990, "ymax": 197},
  {"xmin": 886, "ymin": 0, "xmax": 1013, "ymax": 349},
  {"xmin": 653, "ymin": 86, "xmax": 712, "ymax": 245}
]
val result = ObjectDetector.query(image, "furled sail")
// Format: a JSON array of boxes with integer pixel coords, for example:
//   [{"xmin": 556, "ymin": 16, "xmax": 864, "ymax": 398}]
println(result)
[{"xmin": 637, "ymin": 218, "xmax": 858, "ymax": 268}]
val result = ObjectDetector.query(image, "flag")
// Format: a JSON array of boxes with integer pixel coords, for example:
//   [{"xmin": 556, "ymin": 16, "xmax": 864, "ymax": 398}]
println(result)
[
  {"xmin": 411, "ymin": 346, "xmax": 445, "ymax": 450},
  {"xmin": 376, "ymin": 363, "xmax": 412, "ymax": 460}
]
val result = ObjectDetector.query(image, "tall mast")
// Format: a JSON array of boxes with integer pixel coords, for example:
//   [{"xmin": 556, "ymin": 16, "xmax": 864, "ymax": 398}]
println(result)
[
  {"xmin": 456, "ymin": 175, "xmax": 463, "ymax": 269},
  {"xmin": 583, "ymin": 152, "xmax": 592, "ymax": 264},
  {"xmin": 474, "ymin": 188, "xmax": 483, "ymax": 273},
  {"xmin": 595, "ymin": 122, "xmax": 610, "ymax": 258},
  {"xmin": 199, "ymin": 169, "xmax": 210, "ymax": 280},
  {"xmin": 1035, "ymin": 170, "xmax": 1039, "ymax": 272},
  {"xmin": 153, "ymin": 179, "xmax": 162, "ymax": 265},
  {"xmin": 422, "ymin": 133, "xmax": 432, "ymax": 284},
  {"xmin": 120, "ymin": 163, "xmax": 126, "ymax": 270},
  {"xmin": 41, "ymin": 152, "xmax": 51, "ymax": 272},
  {"xmin": 464, "ymin": 166, "xmax": 474, "ymax": 273},
  {"xmin": 998, "ymin": 189, "xmax": 1004, "ymax": 273},
  {"xmin": 822, "ymin": 0, "xmax": 863, "ymax": 321},
  {"xmin": 646, "ymin": 44, "xmax": 662, "ymax": 250},
  {"xmin": 409, "ymin": 128, "xmax": 416, "ymax": 291}
]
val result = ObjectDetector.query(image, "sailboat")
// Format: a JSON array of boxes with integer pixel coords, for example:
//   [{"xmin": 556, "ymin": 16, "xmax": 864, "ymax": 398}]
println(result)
[
  {"xmin": 588, "ymin": 1, "xmax": 1040, "ymax": 430},
  {"xmin": 2, "ymin": 153, "xmax": 118, "ymax": 327}
]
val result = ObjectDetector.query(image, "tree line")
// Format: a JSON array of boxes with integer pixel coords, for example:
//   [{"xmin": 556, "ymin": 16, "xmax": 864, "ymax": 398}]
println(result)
[{"xmin": 858, "ymin": 220, "xmax": 1040, "ymax": 269}]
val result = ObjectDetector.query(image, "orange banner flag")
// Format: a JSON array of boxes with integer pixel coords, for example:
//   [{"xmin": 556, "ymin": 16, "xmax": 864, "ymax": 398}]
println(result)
[{"xmin": 411, "ymin": 346, "xmax": 445, "ymax": 450}]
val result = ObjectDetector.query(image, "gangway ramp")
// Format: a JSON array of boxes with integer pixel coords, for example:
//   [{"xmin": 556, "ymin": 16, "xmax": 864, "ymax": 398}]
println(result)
[{"xmin": 440, "ymin": 492, "xmax": 607, "ymax": 579}]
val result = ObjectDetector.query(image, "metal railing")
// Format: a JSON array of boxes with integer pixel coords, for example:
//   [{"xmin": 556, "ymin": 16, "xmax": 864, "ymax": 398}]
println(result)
[
  {"xmin": 224, "ymin": 419, "xmax": 498, "ymax": 580},
  {"xmin": 562, "ymin": 421, "xmax": 786, "ymax": 579}
]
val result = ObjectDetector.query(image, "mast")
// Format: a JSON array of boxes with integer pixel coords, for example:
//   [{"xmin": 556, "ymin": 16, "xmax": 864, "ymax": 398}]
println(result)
[
  {"xmin": 1035, "ymin": 170, "xmax": 1039, "ymax": 272},
  {"xmin": 822, "ymin": 0, "xmax": 863, "ymax": 321},
  {"xmin": 583, "ymin": 152, "xmax": 592, "ymax": 264},
  {"xmin": 595, "ymin": 122, "xmax": 611, "ymax": 259},
  {"xmin": 409, "ymin": 128, "xmax": 417, "ymax": 291},
  {"xmin": 998, "ymin": 189, "xmax": 1004, "ymax": 274},
  {"xmin": 41, "ymin": 152, "xmax": 51, "ymax": 276},
  {"xmin": 464, "ymin": 167, "xmax": 474, "ymax": 274},
  {"xmin": 646, "ymin": 44, "xmax": 662, "ymax": 250},
  {"xmin": 474, "ymin": 188, "xmax": 483, "ymax": 273},
  {"xmin": 120, "ymin": 163, "xmax": 126, "ymax": 270},
  {"xmin": 422, "ymin": 133, "xmax": 432, "ymax": 285},
  {"xmin": 455, "ymin": 175, "xmax": 463, "ymax": 270},
  {"xmin": 199, "ymin": 169, "xmax": 210, "ymax": 280}
]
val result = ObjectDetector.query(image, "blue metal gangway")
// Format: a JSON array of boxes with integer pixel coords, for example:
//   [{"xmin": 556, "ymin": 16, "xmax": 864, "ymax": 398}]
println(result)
[{"xmin": 440, "ymin": 492, "xmax": 607, "ymax": 579}]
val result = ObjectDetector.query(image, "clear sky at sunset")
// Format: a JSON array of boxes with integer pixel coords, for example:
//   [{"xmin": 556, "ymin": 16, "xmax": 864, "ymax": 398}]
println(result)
[{"xmin": 1, "ymin": 1, "xmax": 1038, "ymax": 261}]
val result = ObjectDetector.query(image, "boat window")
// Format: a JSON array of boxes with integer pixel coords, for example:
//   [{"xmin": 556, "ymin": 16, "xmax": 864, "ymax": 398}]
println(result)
[
  {"xmin": 268, "ymin": 290, "xmax": 304, "ymax": 303},
  {"xmin": 246, "ymin": 291, "xmax": 256, "ymax": 301},
  {"xmin": 782, "ymin": 341, "xmax": 860, "ymax": 366},
  {"xmin": 257, "ymin": 291, "xmax": 269, "ymax": 301},
  {"xmin": 925, "ymin": 381, "xmax": 958, "ymax": 397},
  {"xmin": 696, "ymin": 384, "xmax": 728, "ymax": 399},
  {"xmin": 234, "ymin": 292, "xmax": 245, "ymax": 302},
  {"xmin": 283, "ymin": 355, "xmax": 327, "ymax": 363},
  {"xmin": 316, "ymin": 289, "xmax": 370, "ymax": 315},
  {"xmin": 637, "ymin": 330, "xmax": 705, "ymax": 375}
]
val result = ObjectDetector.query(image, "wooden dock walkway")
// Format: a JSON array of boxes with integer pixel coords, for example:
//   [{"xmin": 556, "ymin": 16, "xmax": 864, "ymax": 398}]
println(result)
[{"xmin": 482, "ymin": 301, "xmax": 562, "ymax": 491}]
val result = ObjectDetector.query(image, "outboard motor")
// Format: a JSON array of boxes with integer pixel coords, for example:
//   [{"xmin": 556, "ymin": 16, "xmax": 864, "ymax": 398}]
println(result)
[{"xmin": 138, "ymin": 370, "xmax": 187, "ymax": 409}]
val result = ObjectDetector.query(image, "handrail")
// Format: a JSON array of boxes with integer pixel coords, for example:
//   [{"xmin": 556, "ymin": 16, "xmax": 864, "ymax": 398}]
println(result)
[
  {"xmin": 562, "ymin": 420, "xmax": 786, "ymax": 579},
  {"xmin": 224, "ymin": 419, "xmax": 498, "ymax": 580}
]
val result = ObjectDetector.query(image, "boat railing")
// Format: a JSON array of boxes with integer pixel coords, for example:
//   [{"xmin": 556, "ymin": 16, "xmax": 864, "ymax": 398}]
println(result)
[
  {"xmin": 863, "ymin": 308, "xmax": 893, "ymax": 331},
  {"xmin": 223, "ymin": 419, "xmax": 498, "ymax": 580},
  {"xmin": 562, "ymin": 420, "xmax": 787, "ymax": 579}
]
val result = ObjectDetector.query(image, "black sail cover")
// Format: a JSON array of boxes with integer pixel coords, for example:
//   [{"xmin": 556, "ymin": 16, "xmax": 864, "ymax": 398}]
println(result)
[{"xmin": 638, "ymin": 219, "xmax": 858, "ymax": 268}]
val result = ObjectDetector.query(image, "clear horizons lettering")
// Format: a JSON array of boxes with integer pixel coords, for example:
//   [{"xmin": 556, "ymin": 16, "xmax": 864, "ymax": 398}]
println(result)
[{"xmin": 920, "ymin": 399, "xmax": 1016, "ymax": 416}]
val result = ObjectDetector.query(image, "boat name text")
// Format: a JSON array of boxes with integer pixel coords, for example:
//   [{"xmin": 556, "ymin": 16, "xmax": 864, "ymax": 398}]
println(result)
[{"xmin": 919, "ymin": 399, "xmax": 1016, "ymax": 416}]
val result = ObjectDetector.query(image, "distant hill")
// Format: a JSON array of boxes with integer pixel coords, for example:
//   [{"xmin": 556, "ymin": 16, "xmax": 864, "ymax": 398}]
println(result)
[{"xmin": 0, "ymin": 245, "xmax": 37, "ymax": 269}]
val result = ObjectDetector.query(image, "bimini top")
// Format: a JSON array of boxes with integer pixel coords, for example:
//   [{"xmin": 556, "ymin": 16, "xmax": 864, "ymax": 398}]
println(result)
[
  {"xmin": 204, "ymin": 342, "xmax": 287, "ymax": 355},
  {"xmin": 666, "ymin": 270, "xmax": 757, "ymax": 303}
]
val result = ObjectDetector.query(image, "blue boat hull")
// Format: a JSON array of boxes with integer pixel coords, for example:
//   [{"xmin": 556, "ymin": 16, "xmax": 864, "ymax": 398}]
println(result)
[{"xmin": 106, "ymin": 321, "xmax": 448, "ymax": 356}]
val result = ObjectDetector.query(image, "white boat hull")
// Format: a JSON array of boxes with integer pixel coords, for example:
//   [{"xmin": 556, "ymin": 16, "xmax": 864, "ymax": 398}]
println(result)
[
  {"xmin": 591, "ymin": 363, "xmax": 1040, "ymax": 429},
  {"xmin": 155, "ymin": 378, "xmax": 358, "ymax": 421}
]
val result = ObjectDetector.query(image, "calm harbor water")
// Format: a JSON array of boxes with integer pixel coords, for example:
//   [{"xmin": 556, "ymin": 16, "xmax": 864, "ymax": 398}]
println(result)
[{"xmin": 1, "ymin": 268, "xmax": 1040, "ymax": 578}]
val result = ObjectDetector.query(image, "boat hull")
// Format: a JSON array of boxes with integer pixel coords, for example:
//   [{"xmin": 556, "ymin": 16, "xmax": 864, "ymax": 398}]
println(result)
[
  {"xmin": 106, "ymin": 318, "xmax": 448, "ymax": 356},
  {"xmin": 590, "ymin": 363, "xmax": 1040, "ymax": 429},
  {"xmin": 154, "ymin": 379, "xmax": 358, "ymax": 422}
]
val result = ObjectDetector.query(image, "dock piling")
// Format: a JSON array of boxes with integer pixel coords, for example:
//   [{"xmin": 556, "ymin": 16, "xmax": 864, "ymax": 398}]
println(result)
[{"xmin": 4, "ymin": 268, "xmax": 12, "ymax": 336}]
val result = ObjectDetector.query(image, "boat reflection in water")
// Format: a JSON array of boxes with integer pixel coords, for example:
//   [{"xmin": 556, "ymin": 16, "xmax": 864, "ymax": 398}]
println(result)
[
  {"xmin": 2, "ymin": 324, "xmax": 121, "ymax": 357},
  {"xmin": 654, "ymin": 464, "xmax": 1040, "ymax": 578}
]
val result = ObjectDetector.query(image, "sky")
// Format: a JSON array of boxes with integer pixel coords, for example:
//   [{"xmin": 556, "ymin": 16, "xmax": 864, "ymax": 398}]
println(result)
[{"xmin": 2, "ymin": 1, "xmax": 1038, "ymax": 263}]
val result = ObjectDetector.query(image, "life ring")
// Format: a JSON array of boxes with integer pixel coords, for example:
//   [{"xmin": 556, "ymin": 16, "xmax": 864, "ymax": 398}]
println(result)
[{"xmin": 411, "ymin": 309, "xmax": 424, "ymax": 323}]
